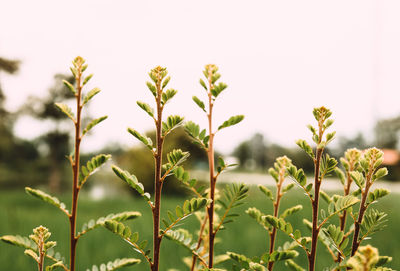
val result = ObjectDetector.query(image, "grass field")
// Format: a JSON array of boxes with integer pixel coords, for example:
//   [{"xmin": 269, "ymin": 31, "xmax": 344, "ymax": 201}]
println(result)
[{"xmin": 0, "ymin": 186, "xmax": 398, "ymax": 270}]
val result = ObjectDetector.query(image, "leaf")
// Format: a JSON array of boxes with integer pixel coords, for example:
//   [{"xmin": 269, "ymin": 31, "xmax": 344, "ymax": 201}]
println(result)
[
  {"xmin": 112, "ymin": 166, "xmax": 150, "ymax": 201},
  {"xmin": 350, "ymin": 171, "xmax": 365, "ymax": 189},
  {"xmin": 367, "ymin": 188, "xmax": 390, "ymax": 205},
  {"xmin": 216, "ymin": 183, "xmax": 249, "ymax": 230},
  {"xmin": 166, "ymin": 149, "xmax": 190, "ymax": 168},
  {"xmin": 164, "ymin": 229, "xmax": 207, "ymax": 262},
  {"xmin": 184, "ymin": 121, "xmax": 208, "ymax": 148},
  {"xmin": 82, "ymin": 116, "xmax": 108, "ymax": 136},
  {"xmin": 199, "ymin": 78, "xmax": 208, "ymax": 90},
  {"xmin": 85, "ymin": 258, "xmax": 140, "ymax": 271},
  {"xmin": 79, "ymin": 211, "xmax": 141, "ymax": 236},
  {"xmin": 280, "ymin": 205, "xmax": 302, "ymax": 219},
  {"xmin": 83, "ymin": 87, "xmax": 101, "ymax": 106},
  {"xmin": 82, "ymin": 73, "xmax": 93, "ymax": 86},
  {"xmin": 162, "ymin": 115, "xmax": 184, "ymax": 136},
  {"xmin": 373, "ymin": 168, "xmax": 388, "ymax": 182},
  {"xmin": 79, "ymin": 154, "xmax": 111, "ymax": 186},
  {"xmin": 258, "ymin": 185, "xmax": 274, "ymax": 201},
  {"xmin": 161, "ymin": 89, "xmax": 177, "ymax": 105},
  {"xmin": 127, "ymin": 128, "xmax": 153, "ymax": 150},
  {"xmin": 162, "ymin": 198, "xmax": 211, "ymax": 233},
  {"xmin": 45, "ymin": 261, "xmax": 65, "ymax": 271},
  {"xmin": 136, "ymin": 101, "xmax": 154, "ymax": 118},
  {"xmin": 218, "ymin": 115, "xmax": 244, "ymax": 130},
  {"xmin": 246, "ymin": 207, "xmax": 271, "ymax": 230},
  {"xmin": 62, "ymin": 80, "xmax": 76, "ymax": 94},
  {"xmin": 328, "ymin": 195, "xmax": 359, "ymax": 217},
  {"xmin": 1, "ymin": 235, "xmax": 36, "ymax": 250},
  {"xmin": 263, "ymin": 215, "xmax": 293, "ymax": 235},
  {"xmin": 360, "ymin": 209, "xmax": 387, "ymax": 241},
  {"xmin": 295, "ymin": 139, "xmax": 314, "ymax": 159},
  {"xmin": 55, "ymin": 103, "xmax": 75, "ymax": 122},
  {"xmin": 192, "ymin": 96, "xmax": 206, "ymax": 112},
  {"xmin": 269, "ymin": 250, "xmax": 299, "ymax": 262},
  {"xmin": 347, "ymin": 245, "xmax": 379, "ymax": 270},
  {"xmin": 211, "ymin": 82, "xmax": 227, "ymax": 98},
  {"xmin": 25, "ymin": 187, "xmax": 69, "ymax": 215},
  {"xmin": 146, "ymin": 81, "xmax": 157, "ymax": 97},
  {"xmin": 285, "ymin": 259, "xmax": 305, "ymax": 271}
]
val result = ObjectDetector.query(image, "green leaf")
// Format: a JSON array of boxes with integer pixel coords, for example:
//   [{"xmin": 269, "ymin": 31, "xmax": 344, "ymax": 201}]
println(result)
[
  {"xmin": 85, "ymin": 258, "xmax": 140, "ymax": 271},
  {"xmin": 350, "ymin": 171, "xmax": 365, "ymax": 189},
  {"xmin": 162, "ymin": 198, "xmax": 211, "ymax": 233},
  {"xmin": 218, "ymin": 115, "xmax": 244, "ymax": 130},
  {"xmin": 334, "ymin": 167, "xmax": 345, "ymax": 185},
  {"xmin": 263, "ymin": 215, "xmax": 293, "ymax": 235},
  {"xmin": 82, "ymin": 73, "xmax": 93, "ymax": 86},
  {"xmin": 55, "ymin": 103, "xmax": 75, "ymax": 122},
  {"xmin": 216, "ymin": 183, "xmax": 249, "ymax": 229},
  {"xmin": 127, "ymin": 128, "xmax": 153, "ymax": 150},
  {"xmin": 162, "ymin": 76, "xmax": 171, "ymax": 89},
  {"xmin": 82, "ymin": 116, "xmax": 108, "ymax": 136},
  {"xmin": 295, "ymin": 139, "xmax": 314, "ymax": 159},
  {"xmin": 161, "ymin": 89, "xmax": 177, "ymax": 105},
  {"xmin": 79, "ymin": 211, "xmax": 141, "ymax": 236},
  {"xmin": 246, "ymin": 207, "xmax": 271, "ymax": 230},
  {"xmin": 360, "ymin": 209, "xmax": 388, "ymax": 241},
  {"xmin": 285, "ymin": 259, "xmax": 305, "ymax": 271},
  {"xmin": 211, "ymin": 82, "xmax": 227, "ymax": 98},
  {"xmin": 166, "ymin": 149, "xmax": 190, "ymax": 168},
  {"xmin": 269, "ymin": 250, "xmax": 299, "ymax": 262},
  {"xmin": 79, "ymin": 154, "xmax": 111, "ymax": 186},
  {"xmin": 192, "ymin": 96, "xmax": 206, "ymax": 112},
  {"xmin": 136, "ymin": 101, "xmax": 154, "ymax": 118},
  {"xmin": 25, "ymin": 187, "xmax": 69, "ymax": 215},
  {"xmin": 162, "ymin": 115, "xmax": 184, "ymax": 136},
  {"xmin": 324, "ymin": 195, "xmax": 359, "ymax": 222},
  {"xmin": 62, "ymin": 80, "xmax": 76, "ymax": 94},
  {"xmin": 112, "ymin": 166, "xmax": 150, "ymax": 201},
  {"xmin": 1, "ymin": 235, "xmax": 36, "ymax": 250},
  {"xmin": 280, "ymin": 205, "xmax": 302, "ymax": 219},
  {"xmin": 373, "ymin": 168, "xmax": 388, "ymax": 182},
  {"xmin": 164, "ymin": 229, "xmax": 206, "ymax": 261},
  {"xmin": 258, "ymin": 185, "xmax": 274, "ymax": 201},
  {"xmin": 367, "ymin": 188, "xmax": 390, "ymax": 205},
  {"xmin": 199, "ymin": 78, "xmax": 208, "ymax": 90},
  {"xmin": 146, "ymin": 82, "xmax": 157, "ymax": 97},
  {"xmin": 83, "ymin": 87, "xmax": 101, "ymax": 106}
]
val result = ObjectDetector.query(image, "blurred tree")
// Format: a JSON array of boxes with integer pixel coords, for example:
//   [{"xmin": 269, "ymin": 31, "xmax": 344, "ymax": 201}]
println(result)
[
  {"xmin": 0, "ymin": 57, "xmax": 43, "ymax": 188},
  {"xmin": 232, "ymin": 133, "xmax": 268, "ymax": 170},
  {"xmin": 374, "ymin": 116, "xmax": 400, "ymax": 149},
  {"xmin": 232, "ymin": 133, "xmax": 315, "ymax": 173},
  {"xmin": 21, "ymin": 74, "xmax": 75, "ymax": 193},
  {"xmin": 115, "ymin": 127, "xmax": 207, "ymax": 195}
]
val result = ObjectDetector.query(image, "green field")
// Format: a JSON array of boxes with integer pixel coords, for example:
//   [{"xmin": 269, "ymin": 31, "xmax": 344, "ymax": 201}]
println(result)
[{"xmin": 0, "ymin": 186, "xmax": 398, "ymax": 270}]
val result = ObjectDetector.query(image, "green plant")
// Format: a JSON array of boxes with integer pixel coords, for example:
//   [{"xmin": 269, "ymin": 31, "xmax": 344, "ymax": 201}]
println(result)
[
  {"xmin": 1, "ymin": 57, "xmax": 141, "ymax": 271},
  {"xmin": 108, "ymin": 66, "xmax": 210, "ymax": 271},
  {"xmin": 1, "ymin": 226, "xmax": 65, "ymax": 271},
  {"xmin": 184, "ymin": 64, "xmax": 247, "ymax": 270},
  {"xmin": 227, "ymin": 107, "xmax": 393, "ymax": 271},
  {"xmin": 228, "ymin": 156, "xmax": 301, "ymax": 270}
]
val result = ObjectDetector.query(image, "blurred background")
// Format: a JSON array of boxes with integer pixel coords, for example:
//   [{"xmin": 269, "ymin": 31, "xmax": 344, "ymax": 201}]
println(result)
[{"xmin": 1, "ymin": 0, "xmax": 400, "ymax": 270}]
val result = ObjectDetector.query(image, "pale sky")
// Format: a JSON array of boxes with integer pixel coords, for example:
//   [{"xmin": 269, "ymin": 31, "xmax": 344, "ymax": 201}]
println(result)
[{"xmin": 1, "ymin": 0, "xmax": 400, "ymax": 153}]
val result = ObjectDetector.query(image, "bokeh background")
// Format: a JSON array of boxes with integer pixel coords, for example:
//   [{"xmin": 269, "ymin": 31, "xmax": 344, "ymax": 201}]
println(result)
[{"xmin": 1, "ymin": 1, "xmax": 400, "ymax": 270}]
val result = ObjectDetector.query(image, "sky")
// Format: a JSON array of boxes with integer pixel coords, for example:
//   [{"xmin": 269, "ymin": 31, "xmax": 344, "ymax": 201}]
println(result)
[{"xmin": 1, "ymin": 0, "xmax": 400, "ymax": 154}]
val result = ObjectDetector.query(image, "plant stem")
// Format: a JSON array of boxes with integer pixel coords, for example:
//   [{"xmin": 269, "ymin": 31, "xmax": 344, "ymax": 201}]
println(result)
[
  {"xmin": 308, "ymin": 117, "xmax": 326, "ymax": 271},
  {"xmin": 190, "ymin": 216, "xmax": 208, "ymax": 271},
  {"xmin": 151, "ymin": 75, "xmax": 164, "ymax": 271},
  {"xmin": 38, "ymin": 239, "xmax": 44, "ymax": 271},
  {"xmin": 267, "ymin": 169, "xmax": 285, "ymax": 271},
  {"xmin": 336, "ymin": 165, "xmax": 354, "ymax": 263},
  {"xmin": 351, "ymin": 176, "xmax": 372, "ymax": 256},
  {"xmin": 69, "ymin": 68, "xmax": 82, "ymax": 271},
  {"xmin": 206, "ymin": 74, "xmax": 216, "ymax": 268}
]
